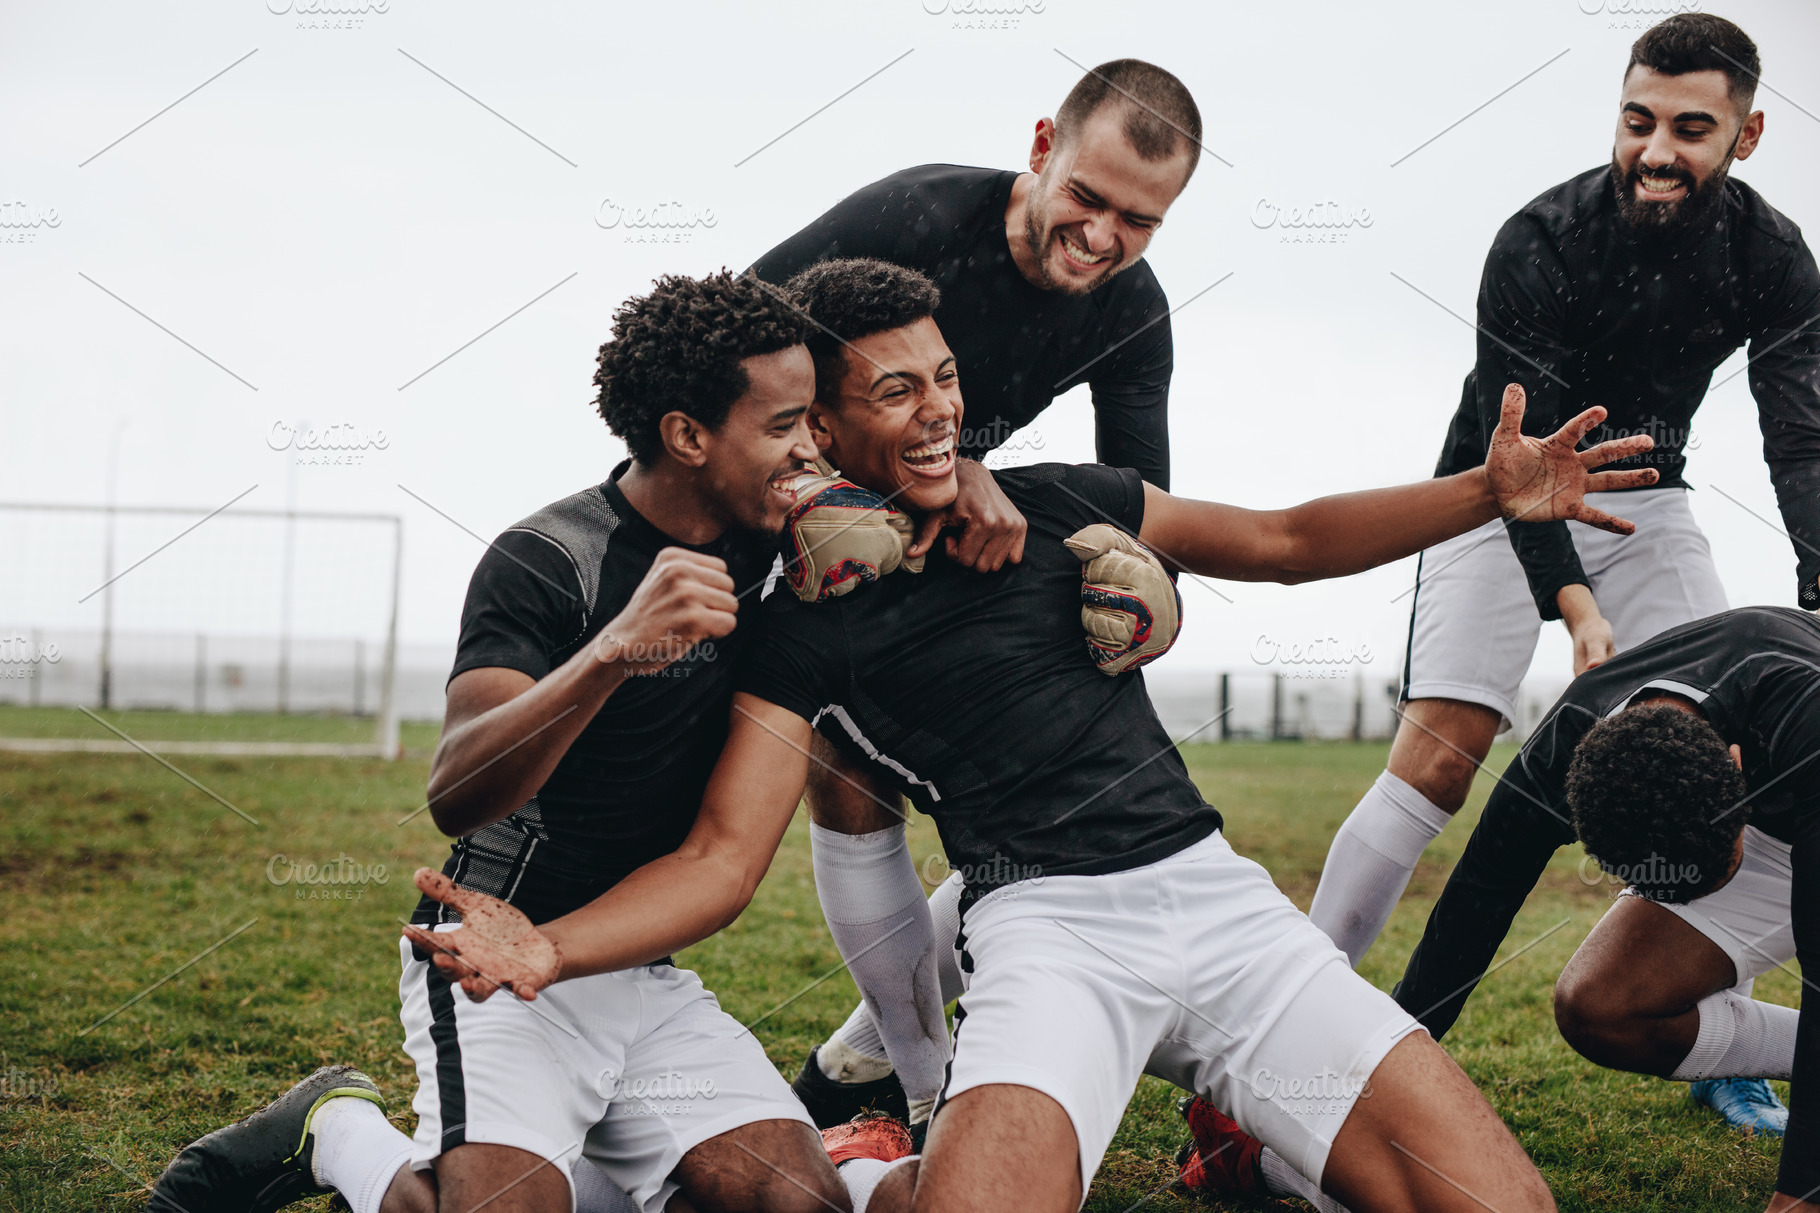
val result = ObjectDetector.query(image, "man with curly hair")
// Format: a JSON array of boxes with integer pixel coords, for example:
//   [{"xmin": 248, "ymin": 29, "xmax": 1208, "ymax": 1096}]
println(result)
[
  {"xmin": 151, "ymin": 271, "xmax": 857, "ymax": 1213},
  {"xmin": 1387, "ymin": 605, "xmax": 1818, "ymax": 1212}
]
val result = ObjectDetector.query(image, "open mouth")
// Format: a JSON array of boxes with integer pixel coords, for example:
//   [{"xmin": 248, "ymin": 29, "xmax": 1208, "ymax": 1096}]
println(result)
[
  {"xmin": 1056, "ymin": 228, "xmax": 1112, "ymax": 273},
  {"xmin": 901, "ymin": 434, "xmax": 956, "ymax": 478},
  {"xmin": 1635, "ymin": 168, "xmax": 1689, "ymax": 200},
  {"xmin": 770, "ymin": 466, "xmax": 812, "ymax": 505}
]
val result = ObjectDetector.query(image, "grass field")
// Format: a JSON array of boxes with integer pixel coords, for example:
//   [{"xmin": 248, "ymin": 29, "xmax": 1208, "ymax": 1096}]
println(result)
[{"xmin": 0, "ymin": 708, "xmax": 1795, "ymax": 1211}]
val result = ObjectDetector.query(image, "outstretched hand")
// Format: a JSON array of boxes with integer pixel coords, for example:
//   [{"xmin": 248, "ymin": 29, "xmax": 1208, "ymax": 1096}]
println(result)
[
  {"xmin": 1485, "ymin": 384, "xmax": 1660, "ymax": 534},
  {"xmin": 401, "ymin": 868, "xmax": 561, "ymax": 1002}
]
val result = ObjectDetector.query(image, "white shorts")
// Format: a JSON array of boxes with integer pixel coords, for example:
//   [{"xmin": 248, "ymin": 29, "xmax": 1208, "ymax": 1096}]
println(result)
[
  {"xmin": 1403, "ymin": 488, "xmax": 1728, "ymax": 729},
  {"xmin": 1620, "ymin": 825, "xmax": 1797, "ymax": 980},
  {"xmin": 399, "ymin": 931, "xmax": 814, "ymax": 1213},
  {"xmin": 939, "ymin": 831, "xmax": 1423, "ymax": 1197}
]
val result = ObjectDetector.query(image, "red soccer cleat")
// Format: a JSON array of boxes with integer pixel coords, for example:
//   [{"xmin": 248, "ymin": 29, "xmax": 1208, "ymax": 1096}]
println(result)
[
  {"xmin": 1174, "ymin": 1096, "xmax": 1265, "ymax": 1198},
  {"xmin": 821, "ymin": 1112, "xmax": 916, "ymax": 1166}
]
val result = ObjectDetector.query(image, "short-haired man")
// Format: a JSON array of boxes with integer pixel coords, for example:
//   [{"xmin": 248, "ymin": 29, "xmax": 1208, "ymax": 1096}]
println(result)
[
  {"xmin": 750, "ymin": 56, "xmax": 1204, "ymax": 1135},
  {"xmin": 151, "ymin": 272, "xmax": 851, "ymax": 1213},
  {"xmin": 406, "ymin": 258, "xmax": 1660, "ymax": 1212},
  {"xmin": 1300, "ymin": 11, "xmax": 1820, "ymax": 1131},
  {"xmin": 1385, "ymin": 605, "xmax": 1818, "ymax": 1213}
]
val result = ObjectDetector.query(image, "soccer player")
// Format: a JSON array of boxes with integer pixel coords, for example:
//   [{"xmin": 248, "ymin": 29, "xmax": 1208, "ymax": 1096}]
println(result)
[
  {"xmin": 1300, "ymin": 10, "xmax": 1820, "ymax": 1128},
  {"xmin": 1386, "ymin": 606, "xmax": 1818, "ymax": 1212},
  {"xmin": 750, "ymin": 54, "xmax": 1203, "ymax": 1138},
  {"xmin": 150, "ymin": 272, "xmax": 853, "ymax": 1213},
  {"xmin": 405, "ymin": 258, "xmax": 1660, "ymax": 1212}
]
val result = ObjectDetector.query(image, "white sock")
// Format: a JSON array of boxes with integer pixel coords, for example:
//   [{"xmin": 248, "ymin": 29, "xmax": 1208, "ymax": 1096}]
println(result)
[
  {"xmin": 822, "ymin": 873, "xmax": 969, "ymax": 1117},
  {"xmin": 1260, "ymin": 1147, "xmax": 1349, "ymax": 1213},
  {"xmin": 572, "ymin": 1157, "xmax": 641, "ymax": 1213},
  {"xmin": 839, "ymin": 1156, "xmax": 915, "ymax": 1213},
  {"xmin": 309, "ymin": 1096, "xmax": 412, "ymax": 1213},
  {"xmin": 1307, "ymin": 771, "xmax": 1453, "ymax": 966},
  {"xmin": 811, "ymin": 824, "xmax": 951, "ymax": 1106},
  {"xmin": 1670, "ymin": 989, "xmax": 1800, "ymax": 1080}
]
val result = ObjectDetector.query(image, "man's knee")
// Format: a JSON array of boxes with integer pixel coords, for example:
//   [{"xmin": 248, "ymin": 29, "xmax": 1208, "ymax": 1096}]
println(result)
[
  {"xmin": 1552, "ymin": 964, "xmax": 1623, "ymax": 1061},
  {"xmin": 1387, "ymin": 699, "xmax": 1501, "ymax": 811},
  {"xmin": 433, "ymin": 1144, "xmax": 570, "ymax": 1213},
  {"xmin": 676, "ymin": 1120, "xmax": 849, "ymax": 1213}
]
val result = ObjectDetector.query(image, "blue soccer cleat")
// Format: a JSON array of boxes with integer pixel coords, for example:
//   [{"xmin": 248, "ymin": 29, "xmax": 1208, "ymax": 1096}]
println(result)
[{"xmin": 1689, "ymin": 1077, "xmax": 1788, "ymax": 1136}]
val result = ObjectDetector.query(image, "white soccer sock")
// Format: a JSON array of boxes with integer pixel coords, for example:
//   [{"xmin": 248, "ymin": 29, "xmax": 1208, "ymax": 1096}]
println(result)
[
  {"xmin": 309, "ymin": 1096, "xmax": 412, "ymax": 1213},
  {"xmin": 571, "ymin": 1158, "xmax": 641, "ymax": 1213},
  {"xmin": 811, "ymin": 824, "xmax": 951, "ymax": 1106},
  {"xmin": 838, "ymin": 1156, "xmax": 916, "ymax": 1213},
  {"xmin": 1307, "ymin": 770, "xmax": 1453, "ymax": 966},
  {"xmin": 1670, "ymin": 989, "xmax": 1800, "ymax": 1081},
  {"xmin": 828, "ymin": 1000, "xmax": 892, "ymax": 1074},
  {"xmin": 1260, "ymin": 1148, "xmax": 1349, "ymax": 1213},
  {"xmin": 927, "ymin": 872, "xmax": 967, "ymax": 1004}
]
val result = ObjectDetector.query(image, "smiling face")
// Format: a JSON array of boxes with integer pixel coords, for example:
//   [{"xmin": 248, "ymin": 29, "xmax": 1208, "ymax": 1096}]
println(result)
[
  {"xmin": 690, "ymin": 345, "xmax": 819, "ymax": 536},
  {"xmin": 808, "ymin": 317, "xmax": 962, "ymax": 515},
  {"xmin": 1015, "ymin": 107, "xmax": 1192, "ymax": 296},
  {"xmin": 1611, "ymin": 65, "xmax": 1762, "ymax": 241}
]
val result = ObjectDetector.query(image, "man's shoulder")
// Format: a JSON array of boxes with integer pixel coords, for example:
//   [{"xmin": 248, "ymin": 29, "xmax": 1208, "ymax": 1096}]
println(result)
[
  {"xmin": 1723, "ymin": 177, "xmax": 1815, "ymax": 262},
  {"xmin": 1090, "ymin": 256, "xmax": 1169, "ymax": 320},
  {"xmin": 992, "ymin": 462, "xmax": 1145, "ymax": 527},
  {"xmin": 1492, "ymin": 167, "xmax": 1609, "ymax": 255},
  {"xmin": 828, "ymin": 163, "xmax": 1014, "ymax": 232}
]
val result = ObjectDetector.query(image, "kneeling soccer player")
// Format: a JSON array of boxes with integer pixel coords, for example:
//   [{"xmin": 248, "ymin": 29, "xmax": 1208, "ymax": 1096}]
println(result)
[
  {"xmin": 151, "ymin": 272, "xmax": 858, "ymax": 1213},
  {"xmin": 405, "ymin": 258, "xmax": 1661, "ymax": 1212},
  {"xmin": 1390, "ymin": 605, "xmax": 1818, "ymax": 1212}
]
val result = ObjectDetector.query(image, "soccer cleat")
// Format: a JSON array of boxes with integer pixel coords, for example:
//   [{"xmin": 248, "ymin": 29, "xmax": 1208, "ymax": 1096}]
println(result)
[
  {"xmin": 1689, "ymin": 1077, "xmax": 1788, "ymax": 1136},
  {"xmin": 791, "ymin": 1045, "xmax": 910, "ymax": 1129},
  {"xmin": 1174, "ymin": 1095, "xmax": 1265, "ymax": 1198},
  {"xmin": 821, "ymin": 1112, "xmax": 916, "ymax": 1166},
  {"xmin": 147, "ymin": 1065, "xmax": 387, "ymax": 1212}
]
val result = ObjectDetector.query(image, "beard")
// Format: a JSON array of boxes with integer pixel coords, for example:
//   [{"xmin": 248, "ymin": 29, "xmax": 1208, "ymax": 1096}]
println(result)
[
  {"xmin": 1610, "ymin": 150, "xmax": 1731, "ymax": 246},
  {"xmin": 1022, "ymin": 192, "xmax": 1122, "ymax": 296}
]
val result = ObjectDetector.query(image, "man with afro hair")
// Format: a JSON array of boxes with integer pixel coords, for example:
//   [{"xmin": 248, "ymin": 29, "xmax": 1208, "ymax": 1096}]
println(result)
[
  {"xmin": 152, "ymin": 271, "xmax": 863, "ymax": 1213},
  {"xmin": 1393, "ymin": 605, "xmax": 1820, "ymax": 1210}
]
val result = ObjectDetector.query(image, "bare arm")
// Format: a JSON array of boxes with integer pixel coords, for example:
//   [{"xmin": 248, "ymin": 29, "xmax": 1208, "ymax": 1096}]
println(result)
[
  {"xmin": 539, "ymin": 695, "xmax": 812, "ymax": 977},
  {"xmin": 404, "ymin": 695, "xmax": 815, "ymax": 998},
  {"xmin": 425, "ymin": 548, "xmax": 740, "ymax": 837},
  {"xmin": 1138, "ymin": 386, "xmax": 1660, "ymax": 583}
]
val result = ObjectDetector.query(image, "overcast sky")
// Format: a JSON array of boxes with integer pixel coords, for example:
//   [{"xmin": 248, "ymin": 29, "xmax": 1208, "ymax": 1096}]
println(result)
[{"xmin": 5, "ymin": 0, "xmax": 1819, "ymax": 692}]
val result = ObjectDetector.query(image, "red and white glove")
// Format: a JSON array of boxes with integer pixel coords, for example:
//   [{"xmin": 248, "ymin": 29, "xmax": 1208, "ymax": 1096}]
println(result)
[
  {"xmin": 1063, "ymin": 524, "xmax": 1182, "ymax": 675},
  {"xmin": 781, "ymin": 467, "xmax": 924, "ymax": 603}
]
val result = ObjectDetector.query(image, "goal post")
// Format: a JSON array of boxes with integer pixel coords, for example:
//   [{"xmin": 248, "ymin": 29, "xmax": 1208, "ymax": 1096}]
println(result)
[{"xmin": 0, "ymin": 500, "xmax": 405, "ymax": 758}]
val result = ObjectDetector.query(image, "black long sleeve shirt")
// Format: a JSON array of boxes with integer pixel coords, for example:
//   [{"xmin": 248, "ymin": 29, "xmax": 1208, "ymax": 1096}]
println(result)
[
  {"xmin": 750, "ymin": 163, "xmax": 1174, "ymax": 489},
  {"xmin": 1432, "ymin": 168, "xmax": 1820, "ymax": 619},
  {"xmin": 1394, "ymin": 606, "xmax": 1820, "ymax": 1197}
]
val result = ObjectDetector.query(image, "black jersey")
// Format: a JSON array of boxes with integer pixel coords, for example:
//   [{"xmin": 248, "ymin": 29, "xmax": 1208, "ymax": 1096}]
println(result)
[
  {"xmin": 1430, "ymin": 167, "xmax": 1820, "ymax": 618},
  {"xmin": 411, "ymin": 464, "xmax": 776, "ymax": 927},
  {"xmin": 750, "ymin": 164, "xmax": 1174, "ymax": 489},
  {"xmin": 737, "ymin": 462, "xmax": 1220, "ymax": 889},
  {"xmin": 1392, "ymin": 607, "xmax": 1820, "ymax": 1195}
]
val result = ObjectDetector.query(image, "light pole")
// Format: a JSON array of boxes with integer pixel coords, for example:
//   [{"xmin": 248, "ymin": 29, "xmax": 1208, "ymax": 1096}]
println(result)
[{"xmin": 98, "ymin": 417, "xmax": 131, "ymax": 711}]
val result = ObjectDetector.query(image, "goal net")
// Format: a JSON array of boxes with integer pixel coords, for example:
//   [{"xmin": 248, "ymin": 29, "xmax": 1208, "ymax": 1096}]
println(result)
[{"xmin": 0, "ymin": 501, "xmax": 402, "ymax": 757}]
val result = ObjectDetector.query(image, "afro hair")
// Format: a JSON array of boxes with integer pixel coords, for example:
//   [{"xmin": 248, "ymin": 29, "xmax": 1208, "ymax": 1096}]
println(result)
[
  {"xmin": 593, "ymin": 271, "xmax": 810, "ymax": 465},
  {"xmin": 1565, "ymin": 703, "xmax": 1747, "ymax": 903}
]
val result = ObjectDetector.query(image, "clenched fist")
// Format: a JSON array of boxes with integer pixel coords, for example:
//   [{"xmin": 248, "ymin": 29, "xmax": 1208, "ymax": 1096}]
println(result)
[
  {"xmin": 594, "ymin": 548, "xmax": 738, "ymax": 674},
  {"xmin": 1064, "ymin": 524, "xmax": 1182, "ymax": 675}
]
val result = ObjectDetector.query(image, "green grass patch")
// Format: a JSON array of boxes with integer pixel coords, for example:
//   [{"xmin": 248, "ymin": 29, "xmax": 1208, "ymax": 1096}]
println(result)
[{"xmin": 0, "ymin": 738, "xmax": 1792, "ymax": 1211}]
